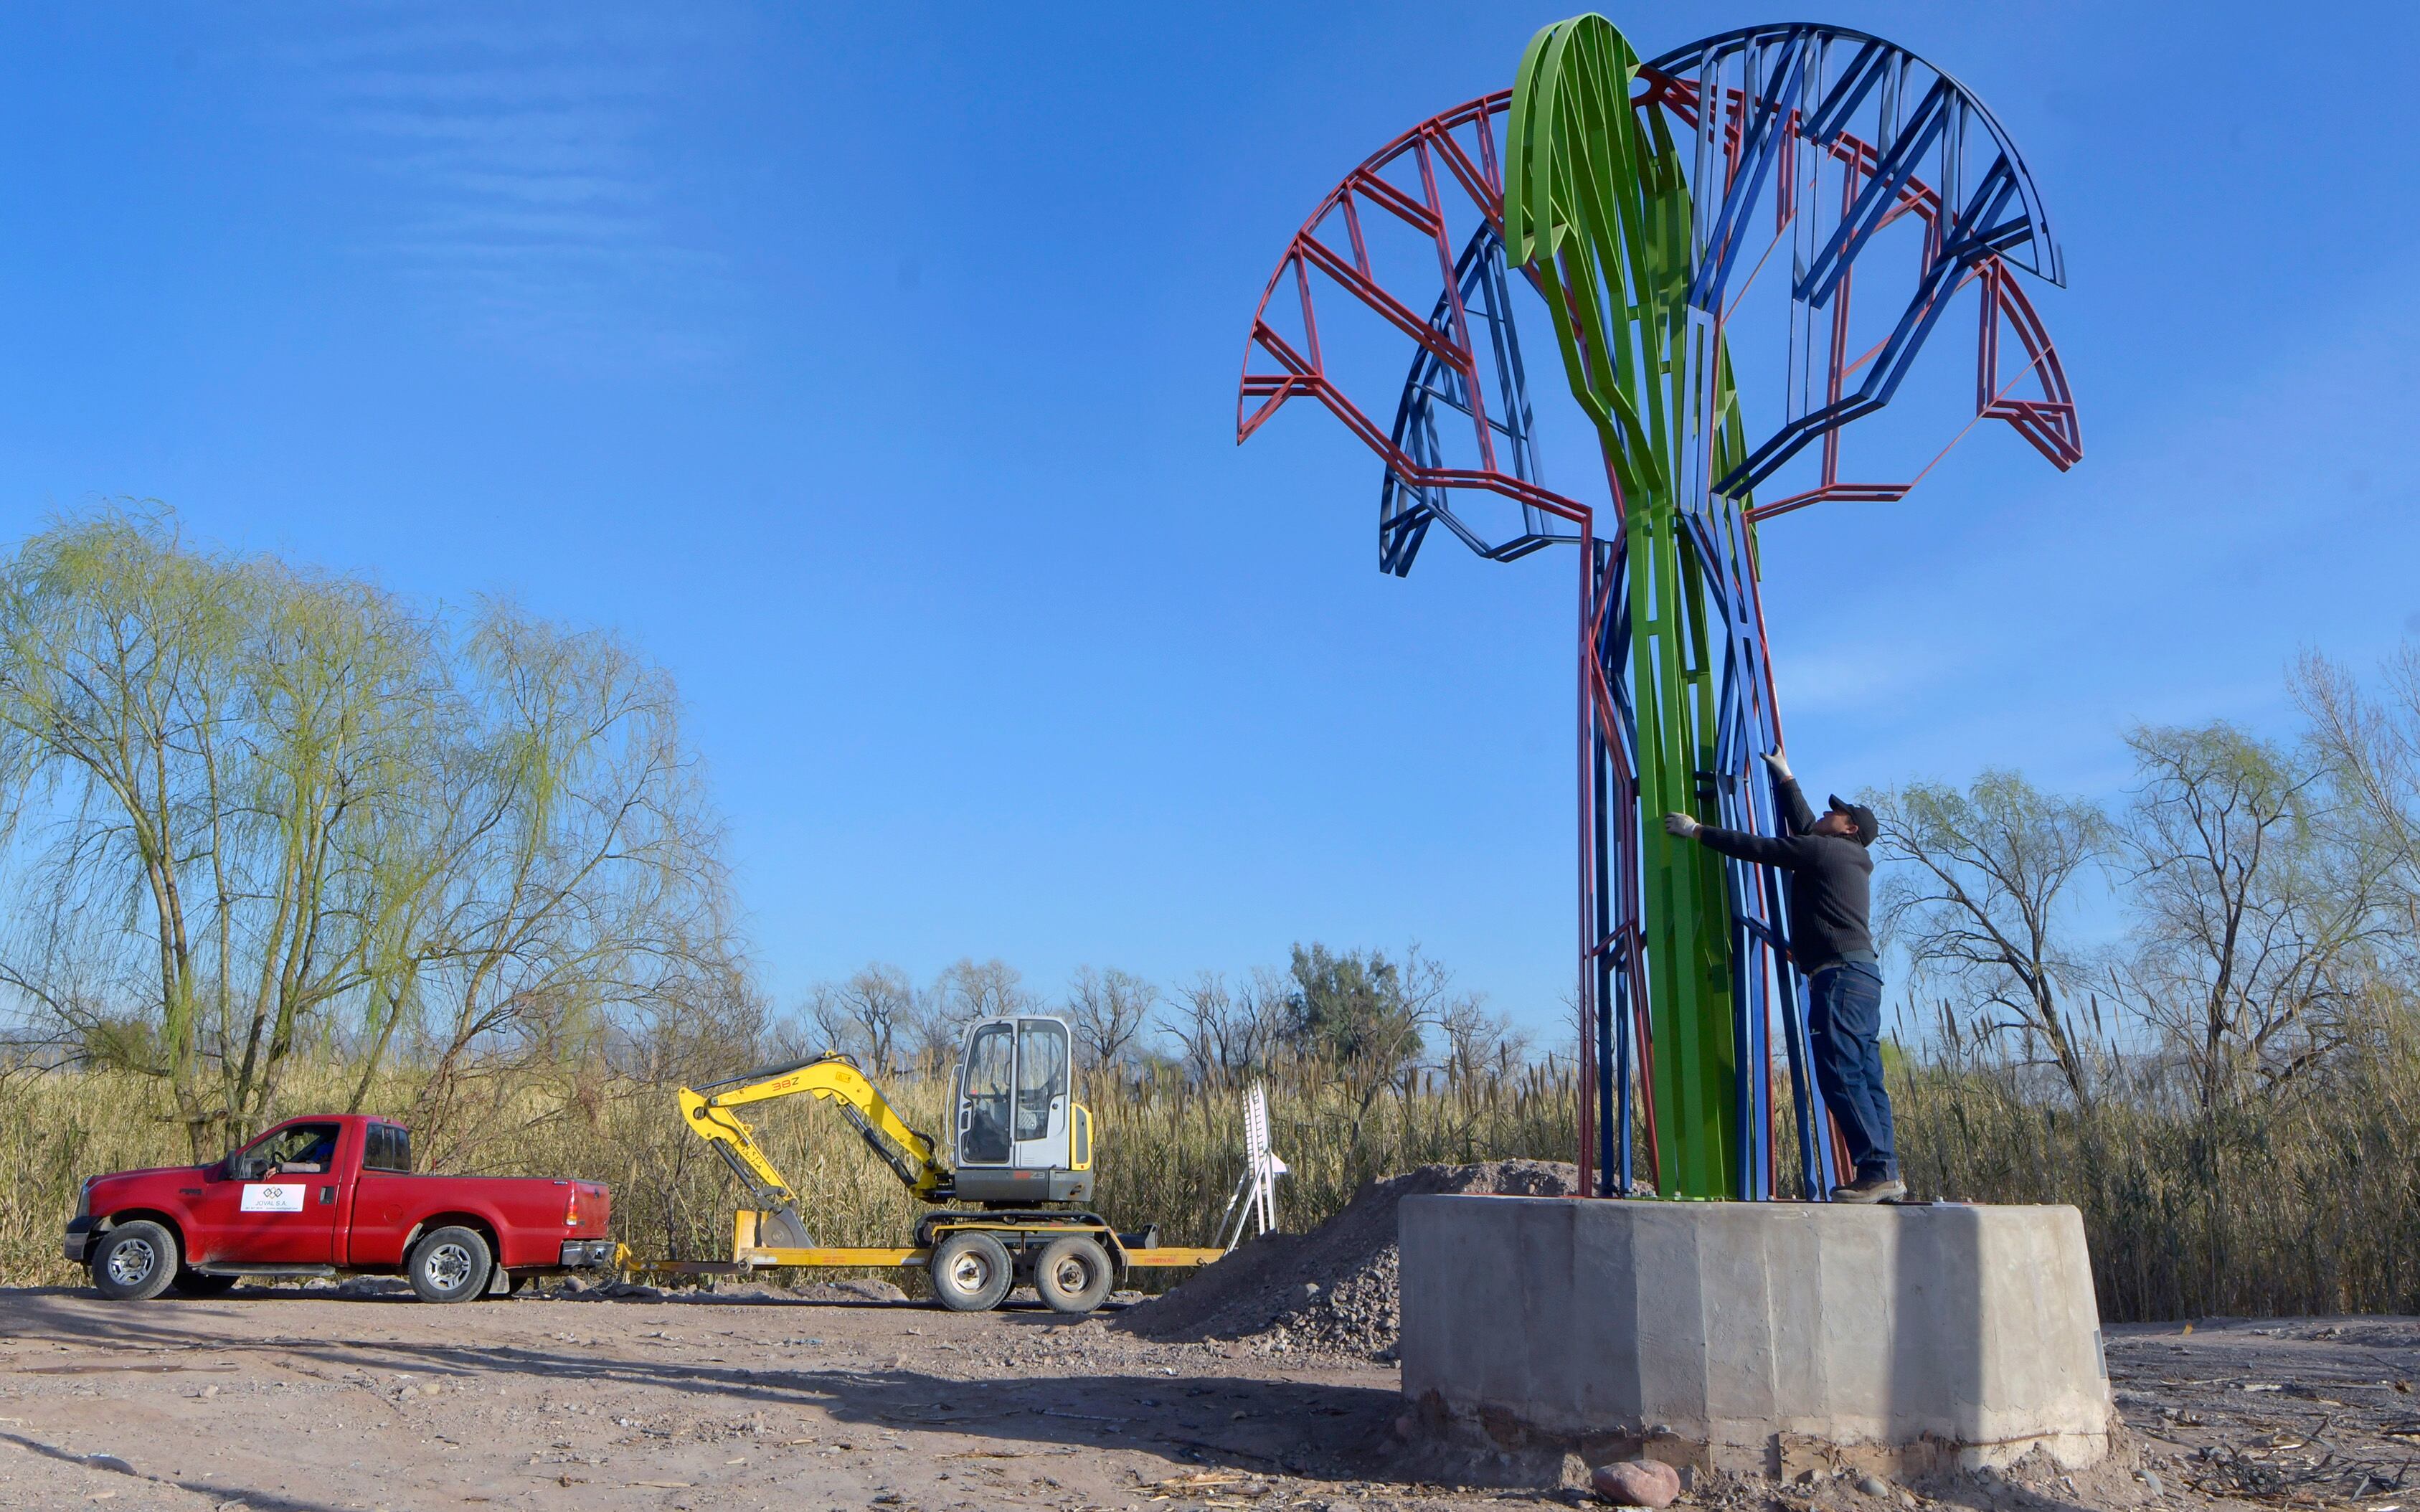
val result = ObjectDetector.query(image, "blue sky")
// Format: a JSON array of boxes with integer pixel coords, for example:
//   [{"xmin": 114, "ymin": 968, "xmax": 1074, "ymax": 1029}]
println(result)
[{"xmin": 0, "ymin": 4, "xmax": 2411, "ymax": 1040}]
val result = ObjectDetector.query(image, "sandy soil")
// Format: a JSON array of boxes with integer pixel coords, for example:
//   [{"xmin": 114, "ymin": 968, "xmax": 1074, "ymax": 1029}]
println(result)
[
  {"xmin": 0, "ymin": 1281, "xmax": 1445, "ymax": 1512},
  {"xmin": 2100, "ymin": 1316, "xmax": 2420, "ymax": 1503},
  {"xmin": 0, "ymin": 1283, "xmax": 2413, "ymax": 1512}
]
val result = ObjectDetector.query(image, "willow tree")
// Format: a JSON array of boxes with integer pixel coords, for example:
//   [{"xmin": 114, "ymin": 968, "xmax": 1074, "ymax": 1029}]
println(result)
[{"xmin": 0, "ymin": 509, "xmax": 732, "ymax": 1155}]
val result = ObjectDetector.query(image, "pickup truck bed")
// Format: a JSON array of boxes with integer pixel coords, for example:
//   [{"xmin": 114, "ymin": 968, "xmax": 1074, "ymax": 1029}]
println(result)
[{"xmin": 65, "ymin": 1113, "xmax": 613, "ymax": 1303}]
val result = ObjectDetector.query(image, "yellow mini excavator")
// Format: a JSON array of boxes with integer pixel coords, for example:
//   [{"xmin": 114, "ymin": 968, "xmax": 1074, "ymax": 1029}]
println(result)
[{"xmin": 666, "ymin": 1012, "xmax": 1221, "ymax": 1313}]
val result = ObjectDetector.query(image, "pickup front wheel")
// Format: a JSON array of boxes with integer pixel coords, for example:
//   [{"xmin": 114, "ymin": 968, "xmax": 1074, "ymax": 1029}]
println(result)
[
  {"xmin": 90, "ymin": 1221, "xmax": 179, "ymax": 1302},
  {"xmin": 407, "ymin": 1226, "xmax": 493, "ymax": 1304}
]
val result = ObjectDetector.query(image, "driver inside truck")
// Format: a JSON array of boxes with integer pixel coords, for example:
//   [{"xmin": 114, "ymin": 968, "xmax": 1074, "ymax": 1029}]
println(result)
[{"xmin": 270, "ymin": 1125, "xmax": 340, "ymax": 1175}]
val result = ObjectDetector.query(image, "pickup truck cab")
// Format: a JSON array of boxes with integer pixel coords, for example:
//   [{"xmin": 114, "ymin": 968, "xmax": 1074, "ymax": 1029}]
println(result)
[{"xmin": 65, "ymin": 1113, "xmax": 615, "ymax": 1303}]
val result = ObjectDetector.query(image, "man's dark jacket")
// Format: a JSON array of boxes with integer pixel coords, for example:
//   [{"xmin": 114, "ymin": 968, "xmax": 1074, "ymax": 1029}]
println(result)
[{"xmin": 1692, "ymin": 778, "xmax": 1874, "ymax": 975}]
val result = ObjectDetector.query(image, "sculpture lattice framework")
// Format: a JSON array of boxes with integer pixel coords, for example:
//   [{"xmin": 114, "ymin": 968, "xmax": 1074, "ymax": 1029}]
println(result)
[{"xmin": 1236, "ymin": 16, "xmax": 2079, "ymax": 1199}]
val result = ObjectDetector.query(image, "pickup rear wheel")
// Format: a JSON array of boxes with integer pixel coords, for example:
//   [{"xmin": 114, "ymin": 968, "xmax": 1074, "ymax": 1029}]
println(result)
[
  {"xmin": 407, "ymin": 1226, "xmax": 493, "ymax": 1304},
  {"xmin": 1034, "ymin": 1235, "xmax": 1115, "ymax": 1315},
  {"xmin": 930, "ymin": 1232, "xmax": 1013, "ymax": 1313},
  {"xmin": 90, "ymin": 1221, "xmax": 179, "ymax": 1302}
]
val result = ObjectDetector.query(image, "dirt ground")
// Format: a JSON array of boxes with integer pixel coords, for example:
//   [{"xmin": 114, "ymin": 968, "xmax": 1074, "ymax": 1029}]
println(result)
[
  {"xmin": 0, "ymin": 1284, "xmax": 2414, "ymax": 1512},
  {"xmin": 2099, "ymin": 1316, "xmax": 2420, "ymax": 1504},
  {"xmin": 0, "ymin": 1280, "xmax": 1446, "ymax": 1512}
]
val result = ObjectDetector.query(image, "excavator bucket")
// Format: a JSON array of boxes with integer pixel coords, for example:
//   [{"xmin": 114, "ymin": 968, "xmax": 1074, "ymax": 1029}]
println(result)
[{"xmin": 759, "ymin": 1208, "xmax": 815, "ymax": 1249}]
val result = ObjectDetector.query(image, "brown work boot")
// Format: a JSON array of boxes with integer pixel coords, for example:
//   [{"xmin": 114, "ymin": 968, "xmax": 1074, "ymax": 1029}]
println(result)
[{"xmin": 1830, "ymin": 1172, "xmax": 1907, "ymax": 1204}]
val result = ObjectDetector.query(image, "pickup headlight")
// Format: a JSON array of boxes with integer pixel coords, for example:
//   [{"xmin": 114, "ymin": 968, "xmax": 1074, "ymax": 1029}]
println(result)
[{"xmin": 74, "ymin": 1176, "xmax": 93, "ymax": 1219}]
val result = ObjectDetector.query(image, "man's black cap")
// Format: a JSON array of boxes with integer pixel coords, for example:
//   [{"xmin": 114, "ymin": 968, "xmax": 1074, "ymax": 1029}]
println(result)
[{"xmin": 1828, "ymin": 795, "xmax": 1878, "ymax": 847}]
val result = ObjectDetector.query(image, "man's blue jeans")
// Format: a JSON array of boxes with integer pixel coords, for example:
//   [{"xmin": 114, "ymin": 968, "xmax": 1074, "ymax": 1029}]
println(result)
[{"xmin": 1807, "ymin": 961, "xmax": 1896, "ymax": 1181}]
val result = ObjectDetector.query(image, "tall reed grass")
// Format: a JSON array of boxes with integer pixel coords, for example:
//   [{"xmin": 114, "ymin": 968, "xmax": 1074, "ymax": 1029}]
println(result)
[
  {"xmin": 9, "ymin": 1028, "xmax": 2417, "ymax": 1322},
  {"xmin": 0, "ymin": 1057, "xmax": 1578, "ymax": 1290},
  {"xmin": 1891, "ymin": 1010, "xmax": 2420, "ymax": 1320}
]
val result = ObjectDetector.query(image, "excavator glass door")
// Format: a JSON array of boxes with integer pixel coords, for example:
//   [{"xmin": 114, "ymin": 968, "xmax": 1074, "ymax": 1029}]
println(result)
[
  {"xmin": 958, "ymin": 1022, "xmax": 1015, "ymax": 1166},
  {"xmin": 1011, "ymin": 1019, "xmax": 1069, "ymax": 1171}
]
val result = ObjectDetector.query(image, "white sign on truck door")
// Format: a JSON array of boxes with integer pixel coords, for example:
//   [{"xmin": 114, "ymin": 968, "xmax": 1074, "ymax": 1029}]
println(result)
[{"xmin": 240, "ymin": 1183, "xmax": 306, "ymax": 1213}]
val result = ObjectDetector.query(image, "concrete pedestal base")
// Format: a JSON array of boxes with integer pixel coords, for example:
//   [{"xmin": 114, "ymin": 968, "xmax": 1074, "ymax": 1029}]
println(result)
[{"xmin": 1398, "ymin": 1196, "xmax": 2111, "ymax": 1478}]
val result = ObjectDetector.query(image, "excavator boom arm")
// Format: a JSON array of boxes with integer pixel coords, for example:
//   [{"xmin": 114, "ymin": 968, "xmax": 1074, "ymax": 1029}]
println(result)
[{"xmin": 678, "ymin": 1054, "xmax": 954, "ymax": 1234}]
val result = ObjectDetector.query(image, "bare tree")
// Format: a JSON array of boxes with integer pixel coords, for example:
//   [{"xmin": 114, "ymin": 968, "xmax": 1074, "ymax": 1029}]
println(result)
[
  {"xmin": 804, "ymin": 963, "xmax": 922, "ymax": 1074},
  {"xmin": 1065, "ymin": 965, "xmax": 1156, "ymax": 1073},
  {"xmin": 618, "ymin": 945, "xmax": 770, "ymax": 1087},
  {"xmin": 401, "ymin": 604, "xmax": 729, "ymax": 1137},
  {"xmin": 1161, "ymin": 968, "xmax": 1287, "ymax": 1087},
  {"xmin": 1438, "ymin": 992, "xmax": 1531, "ymax": 1082},
  {"xmin": 934, "ymin": 958, "xmax": 1030, "ymax": 1021},
  {"xmin": 1873, "ymin": 772, "xmax": 2110, "ymax": 1102},
  {"xmin": 2112, "ymin": 722, "xmax": 2378, "ymax": 1114}
]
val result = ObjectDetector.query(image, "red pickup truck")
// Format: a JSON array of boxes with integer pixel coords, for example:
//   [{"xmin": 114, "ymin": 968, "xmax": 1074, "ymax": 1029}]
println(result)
[{"xmin": 64, "ymin": 1113, "xmax": 615, "ymax": 1303}]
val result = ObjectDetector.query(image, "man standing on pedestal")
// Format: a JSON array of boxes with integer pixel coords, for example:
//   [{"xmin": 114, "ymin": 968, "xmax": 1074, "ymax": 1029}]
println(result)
[{"xmin": 1663, "ymin": 752, "xmax": 1904, "ymax": 1203}]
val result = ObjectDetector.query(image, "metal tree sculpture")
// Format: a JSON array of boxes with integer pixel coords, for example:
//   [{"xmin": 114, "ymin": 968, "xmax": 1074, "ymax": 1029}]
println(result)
[{"xmin": 1237, "ymin": 16, "xmax": 2077, "ymax": 1198}]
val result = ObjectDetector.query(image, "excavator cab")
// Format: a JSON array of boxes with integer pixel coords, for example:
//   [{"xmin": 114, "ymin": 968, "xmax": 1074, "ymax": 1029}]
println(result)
[{"xmin": 951, "ymin": 1016, "xmax": 1093, "ymax": 1204}]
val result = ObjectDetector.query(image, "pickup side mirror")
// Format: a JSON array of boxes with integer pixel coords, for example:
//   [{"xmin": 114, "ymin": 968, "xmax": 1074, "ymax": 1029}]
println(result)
[{"xmin": 227, "ymin": 1154, "xmax": 265, "ymax": 1182}]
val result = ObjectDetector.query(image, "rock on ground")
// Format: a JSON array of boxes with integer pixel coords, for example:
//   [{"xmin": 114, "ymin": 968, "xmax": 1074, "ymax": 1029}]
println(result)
[
  {"xmin": 1594, "ymin": 1457, "xmax": 1682, "ymax": 1507},
  {"xmin": 1112, "ymin": 1158, "xmax": 1577, "ymax": 1359}
]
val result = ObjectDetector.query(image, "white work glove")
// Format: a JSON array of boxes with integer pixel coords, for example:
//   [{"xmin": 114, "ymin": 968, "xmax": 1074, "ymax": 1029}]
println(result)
[
  {"xmin": 1663, "ymin": 811, "xmax": 1701, "ymax": 839},
  {"xmin": 1762, "ymin": 749, "xmax": 1794, "ymax": 782}
]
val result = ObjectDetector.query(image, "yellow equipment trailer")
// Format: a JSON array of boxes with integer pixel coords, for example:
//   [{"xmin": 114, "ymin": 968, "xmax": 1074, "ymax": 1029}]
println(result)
[{"xmin": 650, "ymin": 1013, "xmax": 1221, "ymax": 1314}]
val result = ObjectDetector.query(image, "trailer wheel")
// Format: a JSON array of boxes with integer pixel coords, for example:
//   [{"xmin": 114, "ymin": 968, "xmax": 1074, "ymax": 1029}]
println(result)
[
  {"xmin": 1034, "ymin": 1235, "xmax": 1114, "ymax": 1315},
  {"xmin": 90, "ymin": 1221, "xmax": 179, "ymax": 1302},
  {"xmin": 930, "ymin": 1232, "xmax": 1013, "ymax": 1313},
  {"xmin": 407, "ymin": 1226, "xmax": 493, "ymax": 1304}
]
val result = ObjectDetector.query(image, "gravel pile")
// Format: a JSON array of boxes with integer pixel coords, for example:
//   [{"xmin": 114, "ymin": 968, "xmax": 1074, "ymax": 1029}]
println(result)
[{"xmin": 1114, "ymin": 1159, "xmax": 1579, "ymax": 1360}]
